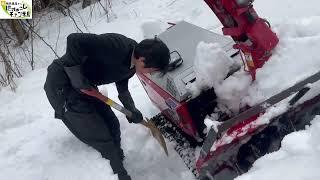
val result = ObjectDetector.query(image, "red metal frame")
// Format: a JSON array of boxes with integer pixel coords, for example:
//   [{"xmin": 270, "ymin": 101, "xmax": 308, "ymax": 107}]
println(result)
[
  {"xmin": 195, "ymin": 114, "xmax": 259, "ymax": 171},
  {"xmin": 204, "ymin": 0, "xmax": 279, "ymax": 80},
  {"xmin": 137, "ymin": 73, "xmax": 200, "ymax": 139},
  {"xmin": 195, "ymin": 94, "xmax": 320, "ymax": 172}
]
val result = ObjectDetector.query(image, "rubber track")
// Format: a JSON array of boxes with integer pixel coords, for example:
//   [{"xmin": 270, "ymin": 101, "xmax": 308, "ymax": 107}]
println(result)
[{"xmin": 149, "ymin": 114, "xmax": 200, "ymax": 178}]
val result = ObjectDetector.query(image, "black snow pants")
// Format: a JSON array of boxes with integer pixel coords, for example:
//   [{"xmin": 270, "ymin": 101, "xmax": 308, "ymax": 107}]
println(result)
[{"xmin": 44, "ymin": 61, "xmax": 131, "ymax": 180}]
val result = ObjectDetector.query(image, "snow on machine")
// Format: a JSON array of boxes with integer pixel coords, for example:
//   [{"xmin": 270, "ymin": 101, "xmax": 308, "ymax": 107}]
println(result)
[{"xmin": 137, "ymin": 0, "xmax": 320, "ymax": 179}]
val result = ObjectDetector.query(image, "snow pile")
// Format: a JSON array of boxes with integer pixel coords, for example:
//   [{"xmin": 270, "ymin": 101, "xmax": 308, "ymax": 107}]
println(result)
[
  {"xmin": 215, "ymin": 71, "xmax": 252, "ymax": 113},
  {"xmin": 204, "ymin": 113, "xmax": 222, "ymax": 133},
  {"xmin": 236, "ymin": 115, "xmax": 320, "ymax": 180},
  {"xmin": 186, "ymin": 42, "xmax": 234, "ymax": 97},
  {"xmin": 204, "ymin": 16, "xmax": 320, "ymax": 158},
  {"xmin": 194, "ymin": 16, "xmax": 320, "ymax": 113},
  {"xmin": 243, "ymin": 17, "xmax": 320, "ymax": 106},
  {"xmin": 253, "ymin": 102, "xmax": 289, "ymax": 126}
]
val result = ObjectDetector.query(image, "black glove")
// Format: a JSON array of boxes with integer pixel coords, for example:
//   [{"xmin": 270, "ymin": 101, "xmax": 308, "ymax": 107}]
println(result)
[
  {"xmin": 126, "ymin": 108, "xmax": 143, "ymax": 124},
  {"xmin": 118, "ymin": 91, "xmax": 143, "ymax": 124}
]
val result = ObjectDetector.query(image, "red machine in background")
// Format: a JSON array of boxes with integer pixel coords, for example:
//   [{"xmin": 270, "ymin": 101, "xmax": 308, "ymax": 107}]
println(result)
[
  {"xmin": 205, "ymin": 0, "xmax": 279, "ymax": 80},
  {"xmin": 138, "ymin": 0, "xmax": 320, "ymax": 180}
]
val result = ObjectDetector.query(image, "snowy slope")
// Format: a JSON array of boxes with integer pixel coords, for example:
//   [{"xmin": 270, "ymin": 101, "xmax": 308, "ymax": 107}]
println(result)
[
  {"xmin": 0, "ymin": 70, "xmax": 194, "ymax": 180},
  {"xmin": 1, "ymin": 0, "xmax": 320, "ymax": 180}
]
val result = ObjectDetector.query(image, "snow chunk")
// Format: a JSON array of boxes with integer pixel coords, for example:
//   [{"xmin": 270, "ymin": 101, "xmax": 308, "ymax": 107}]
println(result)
[
  {"xmin": 186, "ymin": 42, "xmax": 234, "ymax": 97},
  {"xmin": 141, "ymin": 21, "xmax": 169, "ymax": 39},
  {"xmin": 254, "ymin": 102, "xmax": 289, "ymax": 126},
  {"xmin": 204, "ymin": 114, "xmax": 222, "ymax": 133},
  {"xmin": 215, "ymin": 71, "xmax": 251, "ymax": 113}
]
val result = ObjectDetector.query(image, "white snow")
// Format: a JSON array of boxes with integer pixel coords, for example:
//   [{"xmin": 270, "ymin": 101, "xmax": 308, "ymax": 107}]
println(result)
[
  {"xmin": 243, "ymin": 17, "xmax": 320, "ymax": 107},
  {"xmin": 186, "ymin": 42, "xmax": 234, "ymax": 97},
  {"xmin": 1, "ymin": 0, "xmax": 320, "ymax": 180},
  {"xmin": 204, "ymin": 116, "xmax": 222, "ymax": 133},
  {"xmin": 0, "ymin": 66, "xmax": 194, "ymax": 180},
  {"xmin": 188, "ymin": 16, "xmax": 320, "ymax": 113}
]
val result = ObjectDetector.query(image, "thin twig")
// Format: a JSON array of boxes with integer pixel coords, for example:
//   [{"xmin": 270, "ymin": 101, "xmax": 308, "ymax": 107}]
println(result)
[
  {"xmin": 0, "ymin": 45, "xmax": 17, "ymax": 90},
  {"xmin": 18, "ymin": 46, "xmax": 32, "ymax": 68},
  {"xmin": 30, "ymin": 19, "xmax": 34, "ymax": 70},
  {"xmin": 167, "ymin": 0, "xmax": 178, "ymax": 7},
  {"xmin": 73, "ymin": 7, "xmax": 90, "ymax": 32},
  {"xmin": 133, "ymin": 9, "xmax": 138, "ymax": 18},
  {"xmin": 0, "ymin": 33, "xmax": 22, "ymax": 77},
  {"xmin": 56, "ymin": 1, "xmax": 83, "ymax": 33},
  {"xmin": 89, "ymin": 1, "xmax": 95, "ymax": 20},
  {"xmin": 98, "ymin": 0, "xmax": 108, "ymax": 15},
  {"xmin": 94, "ymin": 0, "xmax": 103, "ymax": 17},
  {"xmin": 20, "ymin": 20, "xmax": 60, "ymax": 59},
  {"xmin": 55, "ymin": 16, "xmax": 61, "ymax": 52},
  {"xmin": 0, "ymin": 22, "xmax": 14, "ymax": 41}
]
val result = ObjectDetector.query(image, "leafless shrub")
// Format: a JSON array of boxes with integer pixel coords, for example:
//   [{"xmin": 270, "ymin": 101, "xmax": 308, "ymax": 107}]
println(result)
[{"xmin": 0, "ymin": 0, "xmax": 113, "ymax": 90}]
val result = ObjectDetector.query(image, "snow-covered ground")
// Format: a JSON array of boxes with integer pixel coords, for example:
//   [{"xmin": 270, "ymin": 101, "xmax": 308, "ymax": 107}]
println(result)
[
  {"xmin": 1, "ymin": 0, "xmax": 320, "ymax": 180},
  {"xmin": 236, "ymin": 116, "xmax": 320, "ymax": 180}
]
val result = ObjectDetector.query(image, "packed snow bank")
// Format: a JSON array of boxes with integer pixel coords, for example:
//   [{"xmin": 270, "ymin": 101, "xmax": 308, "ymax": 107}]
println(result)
[
  {"xmin": 243, "ymin": 17, "xmax": 320, "ymax": 106},
  {"xmin": 198, "ymin": 16, "xmax": 320, "ymax": 113},
  {"xmin": 236, "ymin": 115, "xmax": 320, "ymax": 180}
]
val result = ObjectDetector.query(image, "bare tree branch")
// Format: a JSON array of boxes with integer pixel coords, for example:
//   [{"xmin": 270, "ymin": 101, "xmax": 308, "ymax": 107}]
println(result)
[
  {"xmin": 98, "ymin": 0, "xmax": 108, "ymax": 16},
  {"xmin": 7, "ymin": 20, "xmax": 28, "ymax": 46},
  {"xmin": 55, "ymin": 0, "xmax": 83, "ymax": 33},
  {"xmin": 0, "ymin": 45, "xmax": 17, "ymax": 90},
  {"xmin": 30, "ymin": 20, "xmax": 34, "ymax": 70},
  {"xmin": 0, "ymin": 22, "xmax": 14, "ymax": 41},
  {"xmin": 73, "ymin": 6, "xmax": 90, "ymax": 32},
  {"xmin": 55, "ymin": 16, "xmax": 61, "ymax": 52},
  {"xmin": 0, "ymin": 33, "xmax": 22, "ymax": 77},
  {"xmin": 20, "ymin": 20, "xmax": 60, "ymax": 59}
]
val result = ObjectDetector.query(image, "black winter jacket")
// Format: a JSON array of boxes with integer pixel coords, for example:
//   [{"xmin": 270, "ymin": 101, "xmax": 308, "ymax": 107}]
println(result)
[
  {"xmin": 58, "ymin": 33, "xmax": 137, "ymax": 91},
  {"xmin": 45, "ymin": 33, "xmax": 140, "ymax": 119}
]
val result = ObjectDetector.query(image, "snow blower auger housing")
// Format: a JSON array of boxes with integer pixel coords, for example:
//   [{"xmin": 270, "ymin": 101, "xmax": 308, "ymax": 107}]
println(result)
[{"xmin": 137, "ymin": 1, "xmax": 320, "ymax": 180}]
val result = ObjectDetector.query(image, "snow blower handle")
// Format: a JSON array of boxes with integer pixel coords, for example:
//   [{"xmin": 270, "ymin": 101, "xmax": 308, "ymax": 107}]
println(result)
[{"xmin": 80, "ymin": 88, "xmax": 169, "ymax": 156}]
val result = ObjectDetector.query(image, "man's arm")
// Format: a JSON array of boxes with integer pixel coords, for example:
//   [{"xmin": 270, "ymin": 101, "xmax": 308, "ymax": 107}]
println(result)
[{"xmin": 116, "ymin": 78, "xmax": 143, "ymax": 123}]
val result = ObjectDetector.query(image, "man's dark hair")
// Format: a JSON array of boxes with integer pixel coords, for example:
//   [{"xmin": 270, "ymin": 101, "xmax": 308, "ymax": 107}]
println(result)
[{"xmin": 134, "ymin": 37, "xmax": 170, "ymax": 73}]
